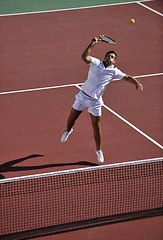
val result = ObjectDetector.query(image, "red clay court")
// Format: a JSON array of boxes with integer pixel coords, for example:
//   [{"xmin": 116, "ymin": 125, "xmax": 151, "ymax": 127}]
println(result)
[{"xmin": 0, "ymin": 1, "xmax": 163, "ymax": 239}]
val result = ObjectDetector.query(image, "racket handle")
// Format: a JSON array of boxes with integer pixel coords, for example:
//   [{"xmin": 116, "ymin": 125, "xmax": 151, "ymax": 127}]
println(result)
[{"xmin": 92, "ymin": 38, "xmax": 97, "ymax": 42}]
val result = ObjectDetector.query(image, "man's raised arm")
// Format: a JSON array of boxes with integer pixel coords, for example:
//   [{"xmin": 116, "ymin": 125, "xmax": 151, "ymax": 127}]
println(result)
[{"xmin": 81, "ymin": 37, "xmax": 98, "ymax": 64}]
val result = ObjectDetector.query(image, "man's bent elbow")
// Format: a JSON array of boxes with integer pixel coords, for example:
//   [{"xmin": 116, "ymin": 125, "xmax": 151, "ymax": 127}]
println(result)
[{"xmin": 81, "ymin": 55, "xmax": 91, "ymax": 64}]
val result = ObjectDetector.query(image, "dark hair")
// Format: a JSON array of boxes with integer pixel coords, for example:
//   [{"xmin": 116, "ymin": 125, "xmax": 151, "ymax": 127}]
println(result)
[{"xmin": 105, "ymin": 51, "xmax": 117, "ymax": 59}]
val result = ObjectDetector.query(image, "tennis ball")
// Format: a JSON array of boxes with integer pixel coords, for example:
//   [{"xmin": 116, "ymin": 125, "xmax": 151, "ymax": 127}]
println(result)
[{"xmin": 130, "ymin": 19, "xmax": 135, "ymax": 23}]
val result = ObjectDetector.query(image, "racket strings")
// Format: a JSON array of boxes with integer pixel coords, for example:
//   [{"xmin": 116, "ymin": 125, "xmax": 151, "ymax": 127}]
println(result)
[{"xmin": 99, "ymin": 35, "xmax": 116, "ymax": 44}]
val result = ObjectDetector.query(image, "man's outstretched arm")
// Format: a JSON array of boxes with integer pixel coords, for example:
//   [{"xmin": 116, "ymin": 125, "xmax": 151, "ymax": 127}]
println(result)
[
  {"xmin": 123, "ymin": 75, "xmax": 143, "ymax": 90},
  {"xmin": 81, "ymin": 37, "xmax": 98, "ymax": 64}
]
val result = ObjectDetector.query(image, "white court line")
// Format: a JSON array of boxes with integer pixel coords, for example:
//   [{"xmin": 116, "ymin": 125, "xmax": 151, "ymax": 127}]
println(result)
[
  {"xmin": 0, "ymin": 72, "xmax": 162, "ymax": 95},
  {"xmin": 137, "ymin": 1, "xmax": 163, "ymax": 16},
  {"xmin": 74, "ymin": 83, "xmax": 163, "ymax": 150},
  {"xmin": 0, "ymin": 82, "xmax": 83, "ymax": 95},
  {"xmin": 75, "ymin": 84, "xmax": 82, "ymax": 90},
  {"xmin": 0, "ymin": 0, "xmax": 153, "ymax": 17},
  {"xmin": 103, "ymin": 104, "xmax": 163, "ymax": 150}
]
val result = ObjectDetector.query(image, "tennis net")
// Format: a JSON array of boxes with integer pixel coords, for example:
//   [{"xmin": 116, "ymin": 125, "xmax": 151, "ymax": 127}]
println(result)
[{"xmin": 0, "ymin": 157, "xmax": 162, "ymax": 239}]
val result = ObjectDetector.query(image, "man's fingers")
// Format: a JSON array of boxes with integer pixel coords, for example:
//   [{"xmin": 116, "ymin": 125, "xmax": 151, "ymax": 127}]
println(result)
[
  {"xmin": 139, "ymin": 84, "xmax": 143, "ymax": 90},
  {"xmin": 137, "ymin": 83, "xmax": 143, "ymax": 90}
]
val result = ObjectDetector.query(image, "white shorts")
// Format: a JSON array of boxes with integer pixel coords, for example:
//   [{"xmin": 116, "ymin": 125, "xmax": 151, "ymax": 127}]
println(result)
[{"xmin": 72, "ymin": 91, "xmax": 103, "ymax": 116}]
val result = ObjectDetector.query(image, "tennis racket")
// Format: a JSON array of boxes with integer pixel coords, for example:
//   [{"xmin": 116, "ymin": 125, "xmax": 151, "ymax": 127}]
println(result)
[{"xmin": 98, "ymin": 34, "xmax": 116, "ymax": 44}]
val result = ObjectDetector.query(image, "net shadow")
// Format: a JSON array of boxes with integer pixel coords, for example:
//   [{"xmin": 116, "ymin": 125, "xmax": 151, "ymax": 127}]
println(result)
[{"xmin": 1, "ymin": 208, "xmax": 162, "ymax": 240}]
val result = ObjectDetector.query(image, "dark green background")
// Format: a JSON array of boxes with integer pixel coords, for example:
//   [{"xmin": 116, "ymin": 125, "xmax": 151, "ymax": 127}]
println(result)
[{"xmin": 0, "ymin": 0, "xmax": 137, "ymax": 15}]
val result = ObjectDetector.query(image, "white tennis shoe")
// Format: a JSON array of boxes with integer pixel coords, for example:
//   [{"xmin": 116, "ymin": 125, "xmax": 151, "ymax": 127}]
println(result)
[
  {"xmin": 96, "ymin": 150, "xmax": 104, "ymax": 163},
  {"xmin": 61, "ymin": 129, "xmax": 73, "ymax": 143}
]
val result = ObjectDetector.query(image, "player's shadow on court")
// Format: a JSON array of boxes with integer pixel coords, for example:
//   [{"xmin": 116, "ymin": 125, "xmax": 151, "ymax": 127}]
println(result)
[{"xmin": 0, "ymin": 154, "xmax": 98, "ymax": 179}]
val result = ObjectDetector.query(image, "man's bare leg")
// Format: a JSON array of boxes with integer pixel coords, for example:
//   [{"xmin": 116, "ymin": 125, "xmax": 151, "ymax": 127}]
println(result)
[
  {"xmin": 66, "ymin": 108, "xmax": 82, "ymax": 132},
  {"xmin": 61, "ymin": 108, "xmax": 82, "ymax": 143},
  {"xmin": 90, "ymin": 113, "xmax": 101, "ymax": 150},
  {"xmin": 90, "ymin": 113, "xmax": 104, "ymax": 163}
]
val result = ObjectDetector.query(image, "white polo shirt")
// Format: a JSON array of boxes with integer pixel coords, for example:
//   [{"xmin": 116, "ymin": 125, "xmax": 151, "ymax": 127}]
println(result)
[{"xmin": 81, "ymin": 57, "xmax": 126, "ymax": 99}]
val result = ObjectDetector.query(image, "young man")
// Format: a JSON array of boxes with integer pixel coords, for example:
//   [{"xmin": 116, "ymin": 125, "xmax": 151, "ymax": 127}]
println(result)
[{"xmin": 61, "ymin": 37, "xmax": 143, "ymax": 163}]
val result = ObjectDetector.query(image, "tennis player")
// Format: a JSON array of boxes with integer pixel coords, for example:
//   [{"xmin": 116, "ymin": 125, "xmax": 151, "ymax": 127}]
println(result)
[{"xmin": 61, "ymin": 37, "xmax": 143, "ymax": 163}]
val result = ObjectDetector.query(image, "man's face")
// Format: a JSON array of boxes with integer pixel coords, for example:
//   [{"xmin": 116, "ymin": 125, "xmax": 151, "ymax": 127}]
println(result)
[{"xmin": 104, "ymin": 53, "xmax": 116, "ymax": 66}]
